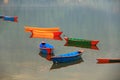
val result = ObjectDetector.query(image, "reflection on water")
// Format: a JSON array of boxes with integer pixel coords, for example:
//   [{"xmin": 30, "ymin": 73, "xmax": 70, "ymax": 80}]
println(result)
[
  {"xmin": 50, "ymin": 57, "xmax": 83, "ymax": 70},
  {"xmin": 64, "ymin": 43, "xmax": 99, "ymax": 50}
]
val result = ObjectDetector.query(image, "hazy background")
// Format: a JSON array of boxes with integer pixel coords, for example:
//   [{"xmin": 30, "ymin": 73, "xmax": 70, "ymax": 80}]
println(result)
[{"xmin": 0, "ymin": 0, "xmax": 120, "ymax": 80}]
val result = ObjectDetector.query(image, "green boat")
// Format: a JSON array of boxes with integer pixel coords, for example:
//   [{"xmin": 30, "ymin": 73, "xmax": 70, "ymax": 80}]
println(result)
[{"xmin": 64, "ymin": 37, "xmax": 99, "ymax": 50}]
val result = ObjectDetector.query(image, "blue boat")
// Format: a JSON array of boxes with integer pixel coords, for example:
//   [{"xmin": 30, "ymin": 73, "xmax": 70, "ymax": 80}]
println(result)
[
  {"xmin": 39, "ymin": 51, "xmax": 55, "ymax": 61},
  {"xmin": 51, "ymin": 50, "xmax": 84, "ymax": 63},
  {"xmin": 2, "ymin": 16, "xmax": 18, "ymax": 22},
  {"xmin": 39, "ymin": 41, "xmax": 54, "ymax": 55}
]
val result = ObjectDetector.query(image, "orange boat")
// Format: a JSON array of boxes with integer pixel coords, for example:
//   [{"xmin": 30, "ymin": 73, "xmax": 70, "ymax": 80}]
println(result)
[
  {"xmin": 30, "ymin": 30, "xmax": 63, "ymax": 40},
  {"xmin": 24, "ymin": 26, "xmax": 60, "ymax": 32}
]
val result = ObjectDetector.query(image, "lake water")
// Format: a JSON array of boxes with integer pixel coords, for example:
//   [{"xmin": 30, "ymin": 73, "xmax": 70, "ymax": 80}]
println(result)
[{"xmin": 0, "ymin": 0, "xmax": 120, "ymax": 80}]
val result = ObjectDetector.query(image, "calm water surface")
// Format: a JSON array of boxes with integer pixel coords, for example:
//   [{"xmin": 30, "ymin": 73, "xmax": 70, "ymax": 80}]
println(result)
[{"xmin": 0, "ymin": 0, "xmax": 120, "ymax": 80}]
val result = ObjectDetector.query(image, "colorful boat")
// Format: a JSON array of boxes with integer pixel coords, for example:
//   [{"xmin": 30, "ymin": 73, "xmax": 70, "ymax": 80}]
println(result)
[
  {"xmin": 51, "ymin": 50, "xmax": 84, "ymax": 63},
  {"xmin": 39, "ymin": 51, "xmax": 54, "ymax": 61},
  {"xmin": 50, "ymin": 58, "xmax": 83, "ymax": 70},
  {"xmin": 1, "ymin": 16, "xmax": 18, "ymax": 22},
  {"xmin": 64, "ymin": 37, "xmax": 99, "ymax": 46},
  {"xmin": 39, "ymin": 41, "xmax": 54, "ymax": 55},
  {"xmin": 64, "ymin": 37, "xmax": 99, "ymax": 50},
  {"xmin": 24, "ymin": 26, "xmax": 60, "ymax": 32},
  {"xmin": 97, "ymin": 58, "xmax": 120, "ymax": 64},
  {"xmin": 30, "ymin": 30, "xmax": 63, "ymax": 40}
]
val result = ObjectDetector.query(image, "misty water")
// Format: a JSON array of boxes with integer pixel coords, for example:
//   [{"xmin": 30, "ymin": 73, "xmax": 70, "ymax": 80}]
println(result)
[{"xmin": 0, "ymin": 0, "xmax": 120, "ymax": 80}]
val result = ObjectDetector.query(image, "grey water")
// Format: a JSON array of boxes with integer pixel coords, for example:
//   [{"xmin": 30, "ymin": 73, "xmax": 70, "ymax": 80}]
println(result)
[{"xmin": 0, "ymin": 0, "xmax": 120, "ymax": 80}]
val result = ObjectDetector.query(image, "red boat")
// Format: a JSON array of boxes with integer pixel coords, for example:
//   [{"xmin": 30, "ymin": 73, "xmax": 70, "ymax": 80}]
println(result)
[{"xmin": 97, "ymin": 58, "xmax": 120, "ymax": 64}]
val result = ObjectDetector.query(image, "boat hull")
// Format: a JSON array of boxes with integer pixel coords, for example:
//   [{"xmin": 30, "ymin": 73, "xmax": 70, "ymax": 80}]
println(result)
[
  {"xmin": 97, "ymin": 58, "xmax": 120, "ymax": 64},
  {"xmin": 3, "ymin": 16, "xmax": 18, "ymax": 22},
  {"xmin": 51, "ymin": 51, "xmax": 83, "ymax": 63},
  {"xmin": 64, "ymin": 37, "xmax": 99, "ymax": 50},
  {"xmin": 30, "ymin": 31, "xmax": 63, "ymax": 40},
  {"xmin": 64, "ymin": 37, "xmax": 99, "ymax": 46}
]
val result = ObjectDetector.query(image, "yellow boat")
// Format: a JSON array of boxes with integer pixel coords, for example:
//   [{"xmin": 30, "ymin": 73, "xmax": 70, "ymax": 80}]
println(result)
[
  {"xmin": 30, "ymin": 30, "xmax": 63, "ymax": 40},
  {"xmin": 24, "ymin": 26, "xmax": 60, "ymax": 32}
]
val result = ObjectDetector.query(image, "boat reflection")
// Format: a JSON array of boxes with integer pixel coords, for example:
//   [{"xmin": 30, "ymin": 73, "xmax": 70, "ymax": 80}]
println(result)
[
  {"xmin": 50, "ymin": 57, "xmax": 83, "ymax": 70},
  {"xmin": 64, "ymin": 43, "xmax": 99, "ymax": 50}
]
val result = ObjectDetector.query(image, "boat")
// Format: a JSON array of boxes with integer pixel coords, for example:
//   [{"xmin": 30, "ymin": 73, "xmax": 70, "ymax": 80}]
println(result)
[
  {"xmin": 64, "ymin": 37, "xmax": 99, "ymax": 50},
  {"xmin": 97, "ymin": 58, "xmax": 120, "ymax": 64},
  {"xmin": 1, "ymin": 16, "xmax": 18, "ymax": 22},
  {"xmin": 50, "ymin": 58, "xmax": 83, "ymax": 70},
  {"xmin": 30, "ymin": 30, "xmax": 63, "ymax": 40},
  {"xmin": 24, "ymin": 26, "xmax": 60, "ymax": 32},
  {"xmin": 39, "ymin": 51, "xmax": 54, "ymax": 61},
  {"xmin": 64, "ymin": 37, "xmax": 99, "ymax": 46},
  {"xmin": 39, "ymin": 41, "xmax": 54, "ymax": 55},
  {"xmin": 51, "ymin": 50, "xmax": 84, "ymax": 63}
]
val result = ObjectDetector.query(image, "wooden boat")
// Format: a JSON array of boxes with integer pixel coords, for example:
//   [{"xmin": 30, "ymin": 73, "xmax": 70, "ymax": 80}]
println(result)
[
  {"xmin": 64, "ymin": 39, "xmax": 99, "ymax": 50},
  {"xmin": 51, "ymin": 50, "xmax": 84, "ymax": 63},
  {"xmin": 24, "ymin": 26, "xmax": 60, "ymax": 32},
  {"xmin": 30, "ymin": 30, "xmax": 63, "ymax": 40},
  {"xmin": 39, "ymin": 41, "xmax": 54, "ymax": 55},
  {"xmin": 64, "ymin": 37, "xmax": 99, "ymax": 50},
  {"xmin": 1, "ymin": 16, "xmax": 18, "ymax": 22},
  {"xmin": 50, "ymin": 58, "xmax": 83, "ymax": 70},
  {"xmin": 39, "ymin": 51, "xmax": 54, "ymax": 61},
  {"xmin": 64, "ymin": 37, "xmax": 99, "ymax": 46},
  {"xmin": 97, "ymin": 58, "xmax": 120, "ymax": 64}
]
